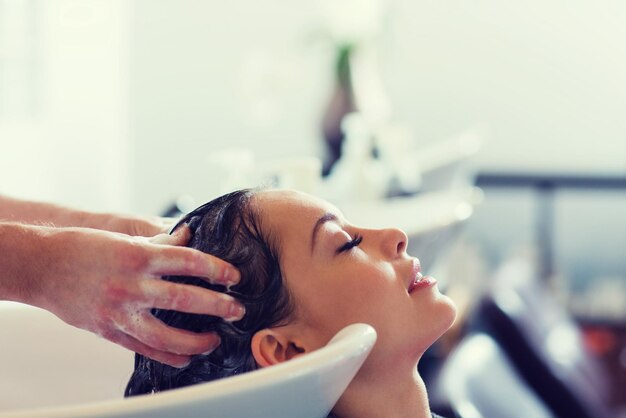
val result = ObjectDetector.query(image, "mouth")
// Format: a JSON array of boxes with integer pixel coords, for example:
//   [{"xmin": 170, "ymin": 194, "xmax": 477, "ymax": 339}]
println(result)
[{"xmin": 407, "ymin": 258, "xmax": 437, "ymax": 293}]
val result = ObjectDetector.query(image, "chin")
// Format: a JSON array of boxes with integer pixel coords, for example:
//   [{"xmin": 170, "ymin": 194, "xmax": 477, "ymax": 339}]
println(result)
[
  {"xmin": 422, "ymin": 294, "xmax": 458, "ymax": 348},
  {"xmin": 401, "ymin": 306, "xmax": 457, "ymax": 360},
  {"xmin": 438, "ymin": 293, "xmax": 458, "ymax": 331}
]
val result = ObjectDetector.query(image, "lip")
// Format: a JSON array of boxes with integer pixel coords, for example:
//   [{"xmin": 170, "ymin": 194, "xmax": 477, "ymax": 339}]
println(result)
[{"xmin": 407, "ymin": 258, "xmax": 437, "ymax": 293}]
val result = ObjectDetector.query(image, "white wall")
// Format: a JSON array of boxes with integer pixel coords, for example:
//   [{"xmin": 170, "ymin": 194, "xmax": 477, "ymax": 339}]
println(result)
[
  {"xmin": 383, "ymin": 0, "xmax": 626, "ymax": 174},
  {"xmin": 1, "ymin": 1, "xmax": 624, "ymax": 214},
  {"xmin": 128, "ymin": 0, "xmax": 334, "ymax": 213},
  {"xmin": 128, "ymin": 0, "xmax": 626, "ymax": 214},
  {"xmin": 0, "ymin": 0, "xmax": 130, "ymax": 213}
]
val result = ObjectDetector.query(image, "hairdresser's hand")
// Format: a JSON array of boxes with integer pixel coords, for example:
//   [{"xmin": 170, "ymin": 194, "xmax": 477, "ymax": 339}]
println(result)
[
  {"xmin": 35, "ymin": 225, "xmax": 244, "ymax": 367},
  {"xmin": 93, "ymin": 213, "xmax": 179, "ymax": 237}
]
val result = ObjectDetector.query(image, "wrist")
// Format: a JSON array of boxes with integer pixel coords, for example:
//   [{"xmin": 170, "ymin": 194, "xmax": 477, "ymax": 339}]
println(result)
[{"xmin": 0, "ymin": 223, "xmax": 54, "ymax": 306}]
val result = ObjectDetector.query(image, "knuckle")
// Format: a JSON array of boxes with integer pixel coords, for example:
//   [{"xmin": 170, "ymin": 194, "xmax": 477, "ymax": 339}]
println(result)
[
  {"xmin": 169, "ymin": 287, "xmax": 192, "ymax": 311},
  {"xmin": 102, "ymin": 277, "xmax": 132, "ymax": 302},
  {"xmin": 213, "ymin": 295, "xmax": 232, "ymax": 317},
  {"xmin": 119, "ymin": 244, "xmax": 150, "ymax": 272},
  {"xmin": 185, "ymin": 251, "xmax": 205, "ymax": 274}
]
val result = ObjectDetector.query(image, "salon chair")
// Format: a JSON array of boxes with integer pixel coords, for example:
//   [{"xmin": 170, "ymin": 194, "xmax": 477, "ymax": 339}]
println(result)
[
  {"xmin": 433, "ymin": 333, "xmax": 554, "ymax": 418},
  {"xmin": 474, "ymin": 257, "xmax": 612, "ymax": 418},
  {"xmin": 0, "ymin": 302, "xmax": 376, "ymax": 418}
]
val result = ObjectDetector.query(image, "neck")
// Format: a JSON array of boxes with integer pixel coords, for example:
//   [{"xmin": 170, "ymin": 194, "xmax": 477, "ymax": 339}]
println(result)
[{"xmin": 332, "ymin": 359, "xmax": 430, "ymax": 418}]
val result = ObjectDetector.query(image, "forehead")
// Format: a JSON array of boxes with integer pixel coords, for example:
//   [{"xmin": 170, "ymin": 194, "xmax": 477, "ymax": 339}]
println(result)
[{"xmin": 252, "ymin": 189, "xmax": 339, "ymax": 239}]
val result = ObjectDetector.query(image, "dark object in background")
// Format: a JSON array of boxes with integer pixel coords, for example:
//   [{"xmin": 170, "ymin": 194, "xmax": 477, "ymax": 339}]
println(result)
[
  {"xmin": 473, "ymin": 258, "xmax": 613, "ymax": 418},
  {"xmin": 161, "ymin": 195, "xmax": 196, "ymax": 218},
  {"xmin": 321, "ymin": 46, "xmax": 356, "ymax": 176},
  {"xmin": 432, "ymin": 333, "xmax": 555, "ymax": 418},
  {"xmin": 577, "ymin": 317, "xmax": 626, "ymax": 409}
]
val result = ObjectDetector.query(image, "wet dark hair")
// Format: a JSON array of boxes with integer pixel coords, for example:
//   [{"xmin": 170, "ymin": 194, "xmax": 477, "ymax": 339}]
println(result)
[{"xmin": 124, "ymin": 189, "xmax": 295, "ymax": 396}]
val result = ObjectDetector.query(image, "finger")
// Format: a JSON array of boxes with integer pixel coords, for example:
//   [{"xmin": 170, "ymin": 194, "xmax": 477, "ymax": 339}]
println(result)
[
  {"xmin": 149, "ymin": 223, "xmax": 190, "ymax": 246},
  {"xmin": 149, "ymin": 233, "xmax": 172, "ymax": 245},
  {"xmin": 147, "ymin": 246, "xmax": 240, "ymax": 286},
  {"xmin": 140, "ymin": 279, "xmax": 245, "ymax": 321},
  {"xmin": 105, "ymin": 329, "xmax": 192, "ymax": 368},
  {"xmin": 124, "ymin": 311, "xmax": 222, "ymax": 356},
  {"xmin": 158, "ymin": 217, "xmax": 180, "ymax": 234}
]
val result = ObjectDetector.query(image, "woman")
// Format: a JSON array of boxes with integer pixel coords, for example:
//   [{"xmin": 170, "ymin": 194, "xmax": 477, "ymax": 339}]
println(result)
[{"xmin": 126, "ymin": 188, "xmax": 456, "ymax": 418}]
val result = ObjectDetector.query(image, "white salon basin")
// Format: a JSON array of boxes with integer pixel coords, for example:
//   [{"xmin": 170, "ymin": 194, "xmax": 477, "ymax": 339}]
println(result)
[
  {"xmin": 0, "ymin": 302, "xmax": 133, "ymax": 410},
  {"xmin": 0, "ymin": 302, "xmax": 376, "ymax": 418}
]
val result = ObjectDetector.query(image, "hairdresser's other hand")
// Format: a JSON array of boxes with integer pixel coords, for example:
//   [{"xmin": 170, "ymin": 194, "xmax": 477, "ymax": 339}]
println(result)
[
  {"xmin": 34, "ymin": 225, "xmax": 244, "ymax": 367},
  {"xmin": 94, "ymin": 213, "xmax": 179, "ymax": 237}
]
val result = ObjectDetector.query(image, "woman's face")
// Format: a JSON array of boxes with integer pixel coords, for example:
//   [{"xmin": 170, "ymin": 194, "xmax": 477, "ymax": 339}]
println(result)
[{"xmin": 253, "ymin": 190, "xmax": 457, "ymax": 365}]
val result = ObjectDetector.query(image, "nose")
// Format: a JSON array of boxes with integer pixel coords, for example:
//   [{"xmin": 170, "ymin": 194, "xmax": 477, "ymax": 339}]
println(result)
[{"xmin": 380, "ymin": 228, "xmax": 408, "ymax": 258}]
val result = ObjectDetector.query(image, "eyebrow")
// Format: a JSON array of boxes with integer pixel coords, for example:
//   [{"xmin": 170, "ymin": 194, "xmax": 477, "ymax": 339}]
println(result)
[{"xmin": 311, "ymin": 212, "xmax": 339, "ymax": 253}]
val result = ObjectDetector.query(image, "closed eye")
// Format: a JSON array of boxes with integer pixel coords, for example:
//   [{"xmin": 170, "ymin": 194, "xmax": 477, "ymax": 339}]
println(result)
[{"xmin": 336, "ymin": 234, "xmax": 363, "ymax": 254}]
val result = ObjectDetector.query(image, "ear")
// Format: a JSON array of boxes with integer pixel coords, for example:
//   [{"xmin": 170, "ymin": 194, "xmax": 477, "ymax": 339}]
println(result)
[{"xmin": 251, "ymin": 328, "xmax": 308, "ymax": 368}]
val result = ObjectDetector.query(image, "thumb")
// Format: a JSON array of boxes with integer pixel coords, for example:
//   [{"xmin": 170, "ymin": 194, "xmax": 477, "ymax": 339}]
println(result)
[{"xmin": 149, "ymin": 224, "xmax": 191, "ymax": 246}]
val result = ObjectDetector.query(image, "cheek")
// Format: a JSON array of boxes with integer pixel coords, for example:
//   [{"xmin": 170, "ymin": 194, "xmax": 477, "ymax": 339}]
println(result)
[
  {"xmin": 285, "ymin": 255, "xmax": 401, "ymax": 329},
  {"xmin": 288, "ymin": 280, "xmax": 359, "ymax": 339},
  {"xmin": 296, "ymin": 271, "xmax": 396, "ymax": 332},
  {"xmin": 341, "ymin": 264, "xmax": 399, "ymax": 313}
]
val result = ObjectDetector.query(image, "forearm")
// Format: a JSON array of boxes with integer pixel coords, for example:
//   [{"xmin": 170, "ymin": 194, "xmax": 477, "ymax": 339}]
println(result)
[
  {"xmin": 0, "ymin": 222, "xmax": 51, "ymax": 305},
  {"xmin": 0, "ymin": 194, "xmax": 165, "ymax": 236},
  {"xmin": 0, "ymin": 195, "xmax": 92, "ymax": 228}
]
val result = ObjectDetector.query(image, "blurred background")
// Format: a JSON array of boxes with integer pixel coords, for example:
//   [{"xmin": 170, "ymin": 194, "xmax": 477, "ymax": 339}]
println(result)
[{"xmin": 1, "ymin": 1, "xmax": 624, "ymax": 417}]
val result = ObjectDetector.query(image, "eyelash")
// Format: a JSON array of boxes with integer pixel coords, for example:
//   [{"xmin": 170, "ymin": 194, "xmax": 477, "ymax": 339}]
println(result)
[{"xmin": 336, "ymin": 234, "xmax": 363, "ymax": 254}]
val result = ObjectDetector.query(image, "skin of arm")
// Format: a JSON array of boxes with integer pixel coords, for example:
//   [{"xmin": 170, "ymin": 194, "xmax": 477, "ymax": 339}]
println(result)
[
  {"xmin": 0, "ymin": 196, "xmax": 245, "ymax": 367},
  {"xmin": 0, "ymin": 194, "xmax": 171, "ymax": 237}
]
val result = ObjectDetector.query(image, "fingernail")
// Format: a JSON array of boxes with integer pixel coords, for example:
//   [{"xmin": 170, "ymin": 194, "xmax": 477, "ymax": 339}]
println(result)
[
  {"xmin": 226, "ymin": 303, "xmax": 245, "ymax": 322},
  {"xmin": 223, "ymin": 267, "xmax": 240, "ymax": 286},
  {"xmin": 174, "ymin": 358, "xmax": 192, "ymax": 368},
  {"xmin": 202, "ymin": 336, "xmax": 221, "ymax": 355}
]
